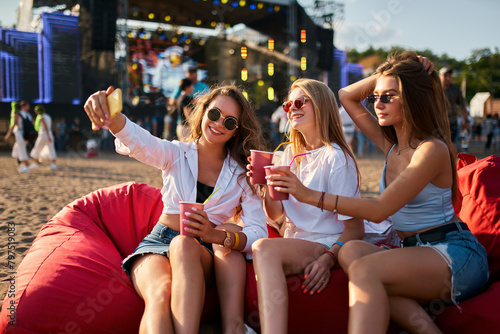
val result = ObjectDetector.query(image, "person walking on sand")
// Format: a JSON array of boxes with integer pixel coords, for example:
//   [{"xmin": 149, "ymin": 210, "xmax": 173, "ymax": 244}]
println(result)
[
  {"xmin": 30, "ymin": 105, "xmax": 57, "ymax": 170},
  {"xmin": 328, "ymin": 51, "xmax": 488, "ymax": 334},
  {"xmin": 4, "ymin": 101, "xmax": 32, "ymax": 173},
  {"xmin": 84, "ymin": 84, "xmax": 268, "ymax": 334},
  {"xmin": 175, "ymin": 78, "xmax": 195, "ymax": 141}
]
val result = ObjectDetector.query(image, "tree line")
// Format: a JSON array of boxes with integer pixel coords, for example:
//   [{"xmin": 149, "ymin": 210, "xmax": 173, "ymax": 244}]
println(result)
[{"xmin": 346, "ymin": 46, "xmax": 500, "ymax": 103}]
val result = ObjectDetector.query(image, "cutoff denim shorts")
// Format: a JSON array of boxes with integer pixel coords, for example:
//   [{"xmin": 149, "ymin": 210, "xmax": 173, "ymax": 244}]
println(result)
[
  {"xmin": 406, "ymin": 226, "xmax": 489, "ymax": 305},
  {"xmin": 122, "ymin": 222, "xmax": 213, "ymax": 279}
]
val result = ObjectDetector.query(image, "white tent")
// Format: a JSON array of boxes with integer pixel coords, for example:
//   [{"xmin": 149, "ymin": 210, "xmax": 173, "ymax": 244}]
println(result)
[{"xmin": 470, "ymin": 92, "xmax": 491, "ymax": 118}]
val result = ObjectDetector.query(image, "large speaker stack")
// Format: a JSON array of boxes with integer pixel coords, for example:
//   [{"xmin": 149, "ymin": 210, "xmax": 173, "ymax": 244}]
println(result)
[
  {"xmin": 84, "ymin": 0, "xmax": 118, "ymax": 51},
  {"xmin": 0, "ymin": 12, "xmax": 82, "ymax": 104}
]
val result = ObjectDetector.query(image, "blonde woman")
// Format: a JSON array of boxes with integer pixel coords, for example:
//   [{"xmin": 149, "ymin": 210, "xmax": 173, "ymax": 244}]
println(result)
[{"xmin": 251, "ymin": 79, "xmax": 365, "ymax": 333}]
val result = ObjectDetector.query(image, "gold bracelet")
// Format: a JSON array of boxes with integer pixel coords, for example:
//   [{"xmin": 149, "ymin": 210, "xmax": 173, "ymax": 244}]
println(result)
[
  {"xmin": 232, "ymin": 231, "xmax": 240, "ymax": 250},
  {"xmin": 333, "ymin": 195, "xmax": 339, "ymax": 214}
]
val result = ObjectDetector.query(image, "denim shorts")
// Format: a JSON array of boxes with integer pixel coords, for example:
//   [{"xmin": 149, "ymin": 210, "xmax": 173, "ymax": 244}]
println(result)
[
  {"xmin": 122, "ymin": 222, "xmax": 214, "ymax": 279},
  {"xmin": 405, "ymin": 225, "xmax": 489, "ymax": 305}
]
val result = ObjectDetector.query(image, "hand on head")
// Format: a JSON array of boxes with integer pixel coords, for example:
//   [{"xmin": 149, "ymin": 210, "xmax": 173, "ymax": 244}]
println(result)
[{"xmin": 417, "ymin": 55, "xmax": 435, "ymax": 75}]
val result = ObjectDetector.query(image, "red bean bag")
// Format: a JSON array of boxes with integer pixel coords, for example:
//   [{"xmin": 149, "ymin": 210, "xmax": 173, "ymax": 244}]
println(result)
[
  {"xmin": 244, "ymin": 225, "xmax": 350, "ymax": 333},
  {"xmin": 244, "ymin": 153, "xmax": 500, "ymax": 334},
  {"xmin": 436, "ymin": 154, "xmax": 500, "ymax": 333},
  {"xmin": 0, "ymin": 182, "xmax": 218, "ymax": 334}
]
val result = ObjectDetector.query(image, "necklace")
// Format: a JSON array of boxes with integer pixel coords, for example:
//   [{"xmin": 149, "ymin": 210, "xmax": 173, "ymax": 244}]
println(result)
[{"xmin": 397, "ymin": 144, "xmax": 412, "ymax": 155}]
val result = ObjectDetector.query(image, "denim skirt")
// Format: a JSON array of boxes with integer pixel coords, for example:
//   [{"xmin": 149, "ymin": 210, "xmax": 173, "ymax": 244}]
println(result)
[{"xmin": 122, "ymin": 222, "xmax": 213, "ymax": 279}]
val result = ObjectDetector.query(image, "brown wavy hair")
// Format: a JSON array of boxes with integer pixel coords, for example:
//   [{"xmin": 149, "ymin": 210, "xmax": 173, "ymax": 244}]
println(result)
[
  {"xmin": 287, "ymin": 78, "xmax": 360, "ymax": 187},
  {"xmin": 374, "ymin": 51, "xmax": 457, "ymax": 202},
  {"xmin": 186, "ymin": 84, "xmax": 267, "ymax": 193}
]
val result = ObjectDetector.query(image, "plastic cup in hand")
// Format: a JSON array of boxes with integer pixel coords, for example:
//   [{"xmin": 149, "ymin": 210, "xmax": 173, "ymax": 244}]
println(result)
[
  {"xmin": 179, "ymin": 202, "xmax": 204, "ymax": 237},
  {"xmin": 250, "ymin": 150, "xmax": 274, "ymax": 184},
  {"xmin": 264, "ymin": 165, "xmax": 290, "ymax": 201}
]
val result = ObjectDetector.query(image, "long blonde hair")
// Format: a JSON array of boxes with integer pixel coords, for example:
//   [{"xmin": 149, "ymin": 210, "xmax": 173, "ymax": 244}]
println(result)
[{"xmin": 287, "ymin": 78, "xmax": 360, "ymax": 185}]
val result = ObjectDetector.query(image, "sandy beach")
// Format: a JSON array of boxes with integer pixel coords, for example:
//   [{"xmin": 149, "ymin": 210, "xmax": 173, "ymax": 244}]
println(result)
[{"xmin": 0, "ymin": 141, "xmax": 492, "ymax": 300}]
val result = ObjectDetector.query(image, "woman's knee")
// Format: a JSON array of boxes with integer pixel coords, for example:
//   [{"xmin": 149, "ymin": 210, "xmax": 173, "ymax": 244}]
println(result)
[
  {"xmin": 169, "ymin": 235, "xmax": 203, "ymax": 262},
  {"xmin": 252, "ymin": 238, "xmax": 280, "ymax": 265},
  {"xmin": 338, "ymin": 240, "xmax": 369, "ymax": 269},
  {"xmin": 346, "ymin": 255, "xmax": 378, "ymax": 282}
]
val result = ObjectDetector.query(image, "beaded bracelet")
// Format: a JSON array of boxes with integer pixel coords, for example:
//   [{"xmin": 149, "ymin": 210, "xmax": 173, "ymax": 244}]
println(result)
[{"xmin": 324, "ymin": 250, "xmax": 336, "ymax": 265}]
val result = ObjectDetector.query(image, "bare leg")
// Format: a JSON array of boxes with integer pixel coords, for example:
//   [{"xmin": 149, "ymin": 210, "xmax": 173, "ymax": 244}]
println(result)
[
  {"xmin": 338, "ymin": 240, "xmax": 384, "ymax": 272},
  {"xmin": 169, "ymin": 235, "xmax": 214, "ymax": 334},
  {"xmin": 252, "ymin": 238, "xmax": 326, "ymax": 334},
  {"xmin": 130, "ymin": 254, "xmax": 175, "ymax": 334},
  {"xmin": 389, "ymin": 296, "xmax": 443, "ymax": 334},
  {"xmin": 214, "ymin": 224, "xmax": 246, "ymax": 334},
  {"xmin": 347, "ymin": 247, "xmax": 451, "ymax": 334}
]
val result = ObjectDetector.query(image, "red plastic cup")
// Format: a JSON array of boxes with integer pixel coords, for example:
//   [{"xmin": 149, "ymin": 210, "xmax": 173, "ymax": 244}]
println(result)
[
  {"xmin": 264, "ymin": 165, "xmax": 290, "ymax": 201},
  {"xmin": 179, "ymin": 202, "xmax": 204, "ymax": 237},
  {"xmin": 250, "ymin": 150, "xmax": 274, "ymax": 184}
]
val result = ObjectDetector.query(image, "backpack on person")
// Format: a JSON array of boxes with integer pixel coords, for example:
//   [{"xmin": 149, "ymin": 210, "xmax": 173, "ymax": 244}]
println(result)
[{"xmin": 21, "ymin": 114, "xmax": 38, "ymax": 143}]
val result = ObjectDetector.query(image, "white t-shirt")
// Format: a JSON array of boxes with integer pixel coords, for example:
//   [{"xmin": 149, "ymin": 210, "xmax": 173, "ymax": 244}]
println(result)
[{"xmin": 278, "ymin": 144, "xmax": 359, "ymax": 235}]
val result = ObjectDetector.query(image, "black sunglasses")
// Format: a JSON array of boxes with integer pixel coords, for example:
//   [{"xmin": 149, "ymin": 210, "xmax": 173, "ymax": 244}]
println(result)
[
  {"xmin": 207, "ymin": 107, "xmax": 239, "ymax": 131},
  {"xmin": 282, "ymin": 96, "xmax": 308, "ymax": 113},
  {"xmin": 367, "ymin": 94, "xmax": 399, "ymax": 104}
]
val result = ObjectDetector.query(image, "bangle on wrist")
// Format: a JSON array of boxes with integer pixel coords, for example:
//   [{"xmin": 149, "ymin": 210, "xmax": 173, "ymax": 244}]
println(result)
[
  {"xmin": 231, "ymin": 231, "xmax": 240, "ymax": 250},
  {"xmin": 333, "ymin": 241, "xmax": 344, "ymax": 248},
  {"xmin": 333, "ymin": 195, "xmax": 339, "ymax": 214}
]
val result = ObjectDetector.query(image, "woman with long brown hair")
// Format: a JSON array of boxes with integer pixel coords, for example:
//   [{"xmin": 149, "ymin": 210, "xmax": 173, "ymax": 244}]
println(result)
[
  {"xmin": 280, "ymin": 52, "xmax": 488, "ymax": 333},
  {"xmin": 84, "ymin": 84, "xmax": 268, "ymax": 333}
]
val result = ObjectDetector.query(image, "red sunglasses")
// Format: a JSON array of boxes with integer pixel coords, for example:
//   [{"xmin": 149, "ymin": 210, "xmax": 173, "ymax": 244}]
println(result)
[{"xmin": 282, "ymin": 96, "xmax": 309, "ymax": 113}]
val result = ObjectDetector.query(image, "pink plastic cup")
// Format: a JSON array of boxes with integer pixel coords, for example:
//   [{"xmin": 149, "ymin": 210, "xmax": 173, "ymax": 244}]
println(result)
[
  {"xmin": 250, "ymin": 150, "xmax": 274, "ymax": 184},
  {"xmin": 264, "ymin": 165, "xmax": 290, "ymax": 201},
  {"xmin": 179, "ymin": 202, "xmax": 204, "ymax": 237}
]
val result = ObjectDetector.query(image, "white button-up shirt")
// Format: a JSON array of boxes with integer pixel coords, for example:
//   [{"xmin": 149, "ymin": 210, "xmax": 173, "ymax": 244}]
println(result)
[{"xmin": 113, "ymin": 117, "xmax": 268, "ymax": 253}]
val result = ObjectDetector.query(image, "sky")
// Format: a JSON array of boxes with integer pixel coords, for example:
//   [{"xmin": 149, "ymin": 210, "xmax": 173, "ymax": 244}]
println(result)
[
  {"xmin": 1, "ymin": 0, "xmax": 499, "ymax": 61},
  {"xmin": 331, "ymin": 0, "xmax": 500, "ymax": 60}
]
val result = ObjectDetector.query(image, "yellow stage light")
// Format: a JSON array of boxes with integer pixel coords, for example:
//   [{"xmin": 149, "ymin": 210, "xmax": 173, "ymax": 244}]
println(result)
[
  {"xmin": 268, "ymin": 63, "xmax": 274, "ymax": 76},
  {"xmin": 268, "ymin": 38, "xmax": 274, "ymax": 51},
  {"xmin": 268, "ymin": 87, "xmax": 274, "ymax": 100}
]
